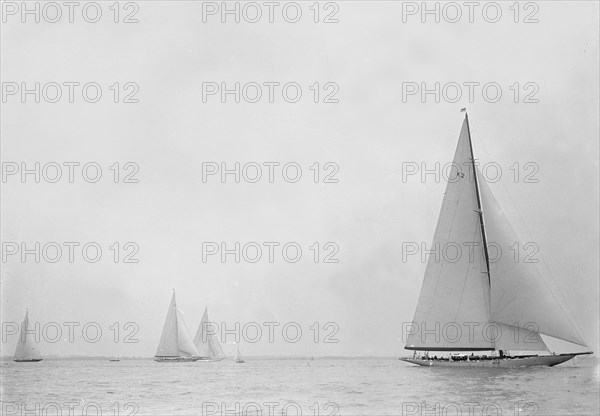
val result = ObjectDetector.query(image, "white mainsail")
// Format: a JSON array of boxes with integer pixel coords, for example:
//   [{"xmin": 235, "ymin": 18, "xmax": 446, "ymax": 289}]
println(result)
[
  {"xmin": 405, "ymin": 114, "xmax": 588, "ymax": 353},
  {"xmin": 194, "ymin": 307, "xmax": 225, "ymax": 359},
  {"xmin": 155, "ymin": 292, "xmax": 200, "ymax": 358},
  {"xmin": 406, "ymin": 119, "xmax": 492, "ymax": 350},
  {"xmin": 14, "ymin": 310, "xmax": 42, "ymax": 361}
]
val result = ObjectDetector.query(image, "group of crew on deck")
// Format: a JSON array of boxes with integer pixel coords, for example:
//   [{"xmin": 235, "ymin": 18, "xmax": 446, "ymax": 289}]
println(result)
[{"xmin": 415, "ymin": 350, "xmax": 510, "ymax": 361}]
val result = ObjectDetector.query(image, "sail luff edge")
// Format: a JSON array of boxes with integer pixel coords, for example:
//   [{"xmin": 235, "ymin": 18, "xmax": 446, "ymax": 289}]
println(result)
[{"xmin": 465, "ymin": 113, "xmax": 491, "ymax": 283}]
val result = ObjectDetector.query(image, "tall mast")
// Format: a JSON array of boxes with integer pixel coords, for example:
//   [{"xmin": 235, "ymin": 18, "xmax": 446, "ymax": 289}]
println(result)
[{"xmin": 464, "ymin": 112, "xmax": 491, "ymax": 286}]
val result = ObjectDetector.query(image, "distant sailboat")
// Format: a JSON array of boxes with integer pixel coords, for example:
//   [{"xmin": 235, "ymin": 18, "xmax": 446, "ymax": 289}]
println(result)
[
  {"xmin": 234, "ymin": 345, "xmax": 245, "ymax": 363},
  {"xmin": 193, "ymin": 307, "xmax": 225, "ymax": 362},
  {"xmin": 401, "ymin": 112, "xmax": 593, "ymax": 367},
  {"xmin": 154, "ymin": 292, "xmax": 201, "ymax": 362},
  {"xmin": 13, "ymin": 310, "xmax": 42, "ymax": 362}
]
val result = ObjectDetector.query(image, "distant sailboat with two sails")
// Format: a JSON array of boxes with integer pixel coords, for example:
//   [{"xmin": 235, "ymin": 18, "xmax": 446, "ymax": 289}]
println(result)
[
  {"xmin": 401, "ymin": 111, "xmax": 593, "ymax": 367},
  {"xmin": 154, "ymin": 292, "xmax": 201, "ymax": 362},
  {"xmin": 13, "ymin": 310, "xmax": 42, "ymax": 362},
  {"xmin": 194, "ymin": 307, "xmax": 226, "ymax": 362}
]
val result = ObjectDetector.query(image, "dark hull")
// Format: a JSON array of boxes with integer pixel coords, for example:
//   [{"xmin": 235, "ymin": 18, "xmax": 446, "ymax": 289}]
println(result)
[
  {"xmin": 14, "ymin": 359, "xmax": 43, "ymax": 362},
  {"xmin": 154, "ymin": 356, "xmax": 200, "ymax": 362},
  {"xmin": 400, "ymin": 353, "xmax": 590, "ymax": 368}
]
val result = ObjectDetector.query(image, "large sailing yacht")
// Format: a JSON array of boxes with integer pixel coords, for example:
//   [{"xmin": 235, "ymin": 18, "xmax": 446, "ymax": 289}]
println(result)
[
  {"xmin": 401, "ymin": 112, "xmax": 593, "ymax": 367},
  {"xmin": 154, "ymin": 291, "xmax": 201, "ymax": 362}
]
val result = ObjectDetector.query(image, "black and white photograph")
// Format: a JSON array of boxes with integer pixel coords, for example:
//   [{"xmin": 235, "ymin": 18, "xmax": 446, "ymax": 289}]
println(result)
[{"xmin": 1, "ymin": 1, "xmax": 599, "ymax": 415}]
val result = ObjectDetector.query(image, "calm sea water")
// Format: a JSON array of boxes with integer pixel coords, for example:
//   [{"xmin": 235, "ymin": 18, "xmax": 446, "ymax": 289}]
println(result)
[{"xmin": 2, "ymin": 357, "xmax": 598, "ymax": 415}]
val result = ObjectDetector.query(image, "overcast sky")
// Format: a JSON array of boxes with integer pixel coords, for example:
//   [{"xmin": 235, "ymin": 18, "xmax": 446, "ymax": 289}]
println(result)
[{"xmin": 1, "ymin": 1, "xmax": 598, "ymax": 357}]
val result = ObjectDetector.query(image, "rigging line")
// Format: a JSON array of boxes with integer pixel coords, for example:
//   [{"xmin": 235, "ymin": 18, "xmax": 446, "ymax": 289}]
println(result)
[
  {"xmin": 472, "ymin": 119, "xmax": 587, "ymax": 344},
  {"xmin": 465, "ymin": 114, "xmax": 491, "ymax": 286}
]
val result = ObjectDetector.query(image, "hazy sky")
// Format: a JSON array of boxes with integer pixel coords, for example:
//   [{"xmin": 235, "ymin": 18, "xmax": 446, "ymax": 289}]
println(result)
[{"xmin": 1, "ymin": 1, "xmax": 598, "ymax": 357}]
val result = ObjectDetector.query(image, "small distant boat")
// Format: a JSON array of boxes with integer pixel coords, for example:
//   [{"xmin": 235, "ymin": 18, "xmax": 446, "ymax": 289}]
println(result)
[
  {"xmin": 193, "ymin": 307, "xmax": 225, "ymax": 362},
  {"xmin": 108, "ymin": 359, "xmax": 120, "ymax": 362},
  {"xmin": 154, "ymin": 291, "xmax": 201, "ymax": 362},
  {"xmin": 400, "ymin": 112, "xmax": 593, "ymax": 368},
  {"xmin": 13, "ymin": 310, "xmax": 42, "ymax": 363},
  {"xmin": 234, "ymin": 346, "xmax": 245, "ymax": 364}
]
